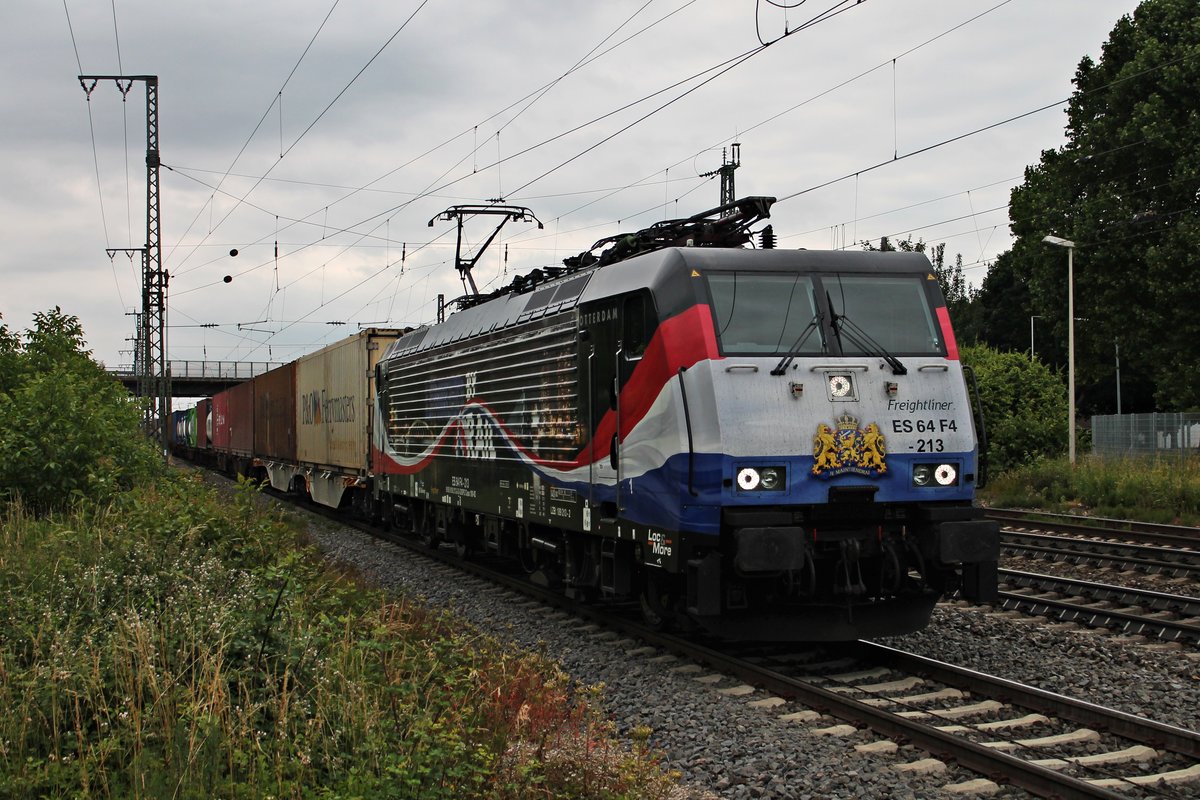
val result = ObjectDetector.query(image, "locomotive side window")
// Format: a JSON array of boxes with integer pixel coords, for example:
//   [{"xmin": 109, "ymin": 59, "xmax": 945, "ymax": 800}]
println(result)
[
  {"xmin": 622, "ymin": 291, "xmax": 657, "ymax": 360},
  {"xmin": 825, "ymin": 275, "xmax": 942, "ymax": 355},
  {"xmin": 706, "ymin": 272, "xmax": 824, "ymax": 355}
]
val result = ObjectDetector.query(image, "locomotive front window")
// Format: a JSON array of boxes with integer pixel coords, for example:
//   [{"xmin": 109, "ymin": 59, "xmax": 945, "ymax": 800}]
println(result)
[
  {"xmin": 707, "ymin": 272, "xmax": 824, "ymax": 355},
  {"xmin": 825, "ymin": 275, "xmax": 941, "ymax": 355}
]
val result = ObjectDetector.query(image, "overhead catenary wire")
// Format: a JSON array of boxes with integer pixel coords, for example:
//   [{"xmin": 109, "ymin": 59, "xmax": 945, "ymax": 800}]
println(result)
[
  {"xmin": 208, "ymin": 3, "xmax": 868, "ymax": 361},
  {"xmin": 171, "ymin": 4, "xmax": 809, "ymax": 305},
  {"xmin": 167, "ymin": 0, "xmax": 343, "ymax": 269},
  {"xmin": 170, "ymin": 0, "xmax": 427, "ymax": 273},
  {"xmin": 109, "ymin": 0, "xmax": 135, "ymax": 250},
  {"xmin": 177, "ymin": 0, "xmax": 1012, "ymax": 319},
  {"xmin": 169, "ymin": 0, "xmax": 699, "ymax": 281},
  {"xmin": 64, "ymin": 0, "xmax": 129, "ymax": 313},
  {"xmin": 175, "ymin": 0, "xmax": 995, "ymax": 286},
  {"xmin": 171, "ymin": 0, "xmax": 777, "ymax": 307},
  {"xmin": 136, "ymin": 1, "xmax": 1185, "ymax": 367},
  {"xmin": 776, "ymin": 44, "xmax": 1200, "ymax": 205},
  {"xmin": 504, "ymin": 0, "xmax": 867, "ymax": 200},
  {"xmin": 500, "ymin": 0, "xmax": 1013, "ymax": 249}
]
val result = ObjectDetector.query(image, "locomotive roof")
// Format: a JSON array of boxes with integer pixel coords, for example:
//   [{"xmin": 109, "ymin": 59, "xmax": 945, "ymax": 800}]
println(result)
[
  {"xmin": 382, "ymin": 246, "xmax": 936, "ymax": 361},
  {"xmin": 674, "ymin": 246, "xmax": 935, "ymax": 273}
]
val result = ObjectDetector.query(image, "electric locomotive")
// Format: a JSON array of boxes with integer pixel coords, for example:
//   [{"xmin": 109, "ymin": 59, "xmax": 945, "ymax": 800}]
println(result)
[{"xmin": 371, "ymin": 197, "xmax": 998, "ymax": 641}]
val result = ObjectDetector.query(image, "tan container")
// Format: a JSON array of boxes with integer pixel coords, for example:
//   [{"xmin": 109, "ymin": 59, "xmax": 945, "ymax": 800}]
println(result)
[{"xmin": 296, "ymin": 329, "xmax": 399, "ymax": 472}]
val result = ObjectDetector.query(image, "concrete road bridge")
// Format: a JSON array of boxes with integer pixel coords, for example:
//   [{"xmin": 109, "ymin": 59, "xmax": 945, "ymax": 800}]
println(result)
[{"xmin": 110, "ymin": 360, "xmax": 283, "ymax": 399}]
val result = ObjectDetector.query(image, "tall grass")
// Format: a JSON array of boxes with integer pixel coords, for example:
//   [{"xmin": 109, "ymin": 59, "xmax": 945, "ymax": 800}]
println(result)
[
  {"xmin": 0, "ymin": 474, "xmax": 678, "ymax": 799},
  {"xmin": 983, "ymin": 455, "xmax": 1200, "ymax": 525}
]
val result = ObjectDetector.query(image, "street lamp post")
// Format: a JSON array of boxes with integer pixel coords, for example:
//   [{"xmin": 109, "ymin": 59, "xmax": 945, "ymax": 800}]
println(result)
[
  {"xmin": 1042, "ymin": 235, "xmax": 1076, "ymax": 464},
  {"xmin": 1029, "ymin": 315, "xmax": 1041, "ymax": 361},
  {"xmin": 1114, "ymin": 339, "xmax": 1121, "ymax": 415}
]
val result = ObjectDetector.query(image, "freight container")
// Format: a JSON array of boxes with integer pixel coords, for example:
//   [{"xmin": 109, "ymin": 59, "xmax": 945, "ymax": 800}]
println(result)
[
  {"xmin": 295, "ymin": 329, "xmax": 399, "ymax": 507},
  {"xmin": 254, "ymin": 362, "xmax": 297, "ymax": 462},
  {"xmin": 170, "ymin": 410, "xmax": 189, "ymax": 448},
  {"xmin": 211, "ymin": 379, "xmax": 254, "ymax": 457},
  {"xmin": 185, "ymin": 407, "xmax": 198, "ymax": 448},
  {"xmin": 253, "ymin": 362, "xmax": 297, "ymax": 493},
  {"xmin": 196, "ymin": 398, "xmax": 211, "ymax": 450}
]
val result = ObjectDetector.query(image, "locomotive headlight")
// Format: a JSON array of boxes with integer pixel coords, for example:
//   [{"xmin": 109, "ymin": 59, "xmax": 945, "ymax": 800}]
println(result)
[
  {"xmin": 913, "ymin": 463, "xmax": 960, "ymax": 487},
  {"xmin": 759, "ymin": 467, "xmax": 784, "ymax": 490},
  {"xmin": 737, "ymin": 468, "xmax": 761, "ymax": 491},
  {"xmin": 912, "ymin": 464, "xmax": 933, "ymax": 487},
  {"xmin": 736, "ymin": 466, "xmax": 786, "ymax": 492},
  {"xmin": 934, "ymin": 463, "xmax": 958, "ymax": 486}
]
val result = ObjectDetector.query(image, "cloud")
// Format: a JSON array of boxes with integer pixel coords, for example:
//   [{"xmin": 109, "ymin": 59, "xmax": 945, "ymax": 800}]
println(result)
[{"xmin": 2, "ymin": 0, "xmax": 1139, "ymax": 369}]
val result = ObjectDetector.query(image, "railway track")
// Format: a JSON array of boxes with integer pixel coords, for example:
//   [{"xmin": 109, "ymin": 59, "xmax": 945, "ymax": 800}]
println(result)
[
  {"xmin": 987, "ymin": 508, "xmax": 1200, "ymax": 551},
  {"xmin": 733, "ymin": 640, "xmax": 1200, "ymax": 798},
  {"xmin": 1002, "ymin": 533, "xmax": 1200, "ymax": 579},
  {"xmin": 283, "ymin": 491, "xmax": 1200, "ymax": 799},
  {"xmin": 988, "ymin": 509, "xmax": 1200, "ymax": 644},
  {"xmin": 999, "ymin": 568, "xmax": 1200, "ymax": 645}
]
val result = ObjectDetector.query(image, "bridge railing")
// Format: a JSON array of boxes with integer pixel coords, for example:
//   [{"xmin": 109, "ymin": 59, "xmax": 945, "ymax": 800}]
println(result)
[
  {"xmin": 169, "ymin": 360, "xmax": 284, "ymax": 379},
  {"xmin": 110, "ymin": 361, "xmax": 285, "ymax": 380}
]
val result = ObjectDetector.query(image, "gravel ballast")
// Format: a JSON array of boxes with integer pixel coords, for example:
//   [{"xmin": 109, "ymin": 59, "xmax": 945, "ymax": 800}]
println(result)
[{"xmin": 305, "ymin": 518, "xmax": 1199, "ymax": 800}]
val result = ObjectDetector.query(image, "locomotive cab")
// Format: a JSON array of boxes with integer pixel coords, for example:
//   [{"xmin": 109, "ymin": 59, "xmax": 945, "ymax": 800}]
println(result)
[{"xmin": 571, "ymin": 246, "xmax": 999, "ymax": 640}]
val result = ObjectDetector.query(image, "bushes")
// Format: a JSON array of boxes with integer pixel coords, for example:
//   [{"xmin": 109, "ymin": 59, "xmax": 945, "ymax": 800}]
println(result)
[
  {"xmin": 0, "ymin": 474, "xmax": 680, "ymax": 799},
  {"xmin": 961, "ymin": 344, "xmax": 1069, "ymax": 475},
  {"xmin": 0, "ymin": 307, "xmax": 681, "ymax": 797},
  {"xmin": 0, "ymin": 308, "xmax": 161, "ymax": 513}
]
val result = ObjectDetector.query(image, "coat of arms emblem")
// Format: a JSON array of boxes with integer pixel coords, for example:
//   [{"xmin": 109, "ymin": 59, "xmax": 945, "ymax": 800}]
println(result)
[{"xmin": 812, "ymin": 414, "xmax": 887, "ymax": 478}]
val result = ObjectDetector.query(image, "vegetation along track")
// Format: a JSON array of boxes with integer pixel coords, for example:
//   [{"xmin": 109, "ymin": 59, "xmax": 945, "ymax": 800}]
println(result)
[{"xmin": 274, "ymin": 485, "xmax": 1200, "ymax": 799}]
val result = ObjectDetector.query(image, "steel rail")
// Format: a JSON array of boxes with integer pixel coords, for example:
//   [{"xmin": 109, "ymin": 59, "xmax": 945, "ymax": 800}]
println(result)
[
  {"xmin": 855, "ymin": 641, "xmax": 1200, "ymax": 759},
  {"xmin": 1003, "ymin": 537, "xmax": 1200, "ymax": 582},
  {"xmin": 1002, "ymin": 533, "xmax": 1200, "ymax": 575},
  {"xmin": 987, "ymin": 508, "xmax": 1200, "ymax": 549},
  {"xmin": 651, "ymin": 643, "xmax": 1136, "ymax": 800},
  {"xmin": 1001, "ymin": 568, "xmax": 1200, "ymax": 616},
  {"xmin": 997, "ymin": 593, "xmax": 1200, "ymax": 645}
]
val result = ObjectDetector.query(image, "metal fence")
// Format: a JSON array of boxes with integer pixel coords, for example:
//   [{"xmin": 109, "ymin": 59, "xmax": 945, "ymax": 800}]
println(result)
[{"xmin": 1091, "ymin": 413, "xmax": 1200, "ymax": 458}]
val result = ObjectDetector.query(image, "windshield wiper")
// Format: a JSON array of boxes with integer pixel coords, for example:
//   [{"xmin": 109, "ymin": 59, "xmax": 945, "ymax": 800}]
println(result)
[
  {"xmin": 770, "ymin": 310, "xmax": 824, "ymax": 376},
  {"xmin": 829, "ymin": 305, "xmax": 907, "ymax": 375}
]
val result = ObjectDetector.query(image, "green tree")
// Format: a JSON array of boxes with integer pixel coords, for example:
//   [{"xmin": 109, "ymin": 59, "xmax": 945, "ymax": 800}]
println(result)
[
  {"xmin": 0, "ymin": 314, "xmax": 22, "ymax": 394},
  {"xmin": 0, "ymin": 308, "xmax": 160, "ymax": 513},
  {"xmin": 961, "ymin": 344, "xmax": 1068, "ymax": 474},
  {"xmin": 990, "ymin": 0, "xmax": 1200, "ymax": 412}
]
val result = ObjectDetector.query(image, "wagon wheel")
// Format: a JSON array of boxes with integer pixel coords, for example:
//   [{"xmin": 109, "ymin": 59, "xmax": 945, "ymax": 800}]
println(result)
[
  {"xmin": 413, "ymin": 503, "xmax": 438, "ymax": 548},
  {"xmin": 639, "ymin": 569, "xmax": 677, "ymax": 631},
  {"xmin": 449, "ymin": 518, "xmax": 477, "ymax": 561}
]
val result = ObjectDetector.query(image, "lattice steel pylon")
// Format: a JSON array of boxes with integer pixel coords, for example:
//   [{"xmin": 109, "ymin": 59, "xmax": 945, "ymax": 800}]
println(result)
[
  {"xmin": 700, "ymin": 143, "xmax": 741, "ymax": 217},
  {"xmin": 80, "ymin": 74, "xmax": 170, "ymax": 456}
]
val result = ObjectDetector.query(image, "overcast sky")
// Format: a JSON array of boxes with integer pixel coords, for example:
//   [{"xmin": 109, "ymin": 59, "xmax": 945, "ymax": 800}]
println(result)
[{"xmin": 3, "ymin": 0, "xmax": 1141, "ymax": 371}]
